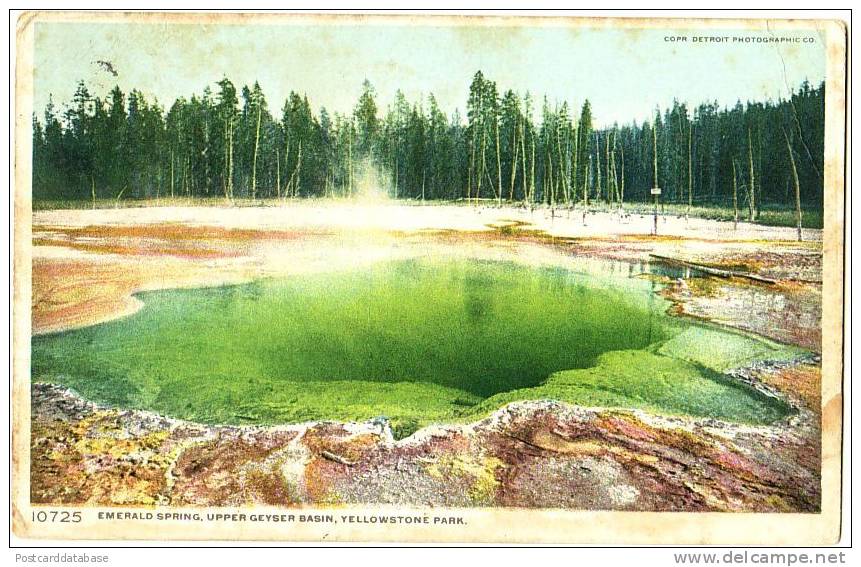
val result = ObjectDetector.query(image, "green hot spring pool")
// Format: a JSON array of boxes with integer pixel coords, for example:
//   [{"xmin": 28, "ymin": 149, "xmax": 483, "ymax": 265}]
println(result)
[{"xmin": 31, "ymin": 257, "xmax": 799, "ymax": 433}]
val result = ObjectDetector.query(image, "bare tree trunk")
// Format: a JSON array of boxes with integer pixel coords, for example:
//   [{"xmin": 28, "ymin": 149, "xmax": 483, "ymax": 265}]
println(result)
[
  {"xmin": 783, "ymin": 128, "xmax": 803, "ymax": 241},
  {"xmin": 594, "ymin": 132, "xmax": 602, "ymax": 203},
  {"xmin": 747, "ymin": 128, "xmax": 756, "ymax": 221},
  {"xmin": 227, "ymin": 122, "xmax": 232, "ymax": 200},
  {"xmin": 251, "ymin": 102, "xmax": 262, "ymax": 199},
  {"xmin": 477, "ymin": 122, "xmax": 487, "ymax": 203},
  {"xmin": 223, "ymin": 120, "xmax": 230, "ymax": 200},
  {"xmin": 468, "ymin": 93, "xmax": 482, "ymax": 203},
  {"xmin": 468, "ymin": 123, "xmax": 476, "ymax": 202},
  {"xmin": 509, "ymin": 116, "xmax": 519, "ymax": 202},
  {"xmin": 605, "ymin": 132, "xmax": 612, "ymax": 204},
  {"xmin": 530, "ymin": 134, "xmax": 536, "ymax": 209},
  {"xmin": 521, "ymin": 121, "xmax": 528, "ymax": 206},
  {"xmin": 547, "ymin": 150, "xmax": 554, "ymax": 213},
  {"xmin": 389, "ymin": 131, "xmax": 397, "ymax": 199},
  {"xmin": 203, "ymin": 114, "xmax": 210, "ymax": 197},
  {"xmin": 295, "ymin": 140, "xmax": 302, "ymax": 197},
  {"xmin": 228, "ymin": 120, "xmax": 235, "ymax": 200},
  {"xmin": 284, "ymin": 136, "xmax": 291, "ymax": 201},
  {"xmin": 348, "ymin": 129, "xmax": 353, "ymax": 197},
  {"xmin": 757, "ymin": 126, "xmax": 763, "ymax": 212},
  {"xmin": 556, "ymin": 126, "xmax": 569, "ymax": 207},
  {"xmin": 732, "ymin": 159, "xmax": 739, "ymax": 230},
  {"xmin": 652, "ymin": 123, "xmax": 658, "ymax": 187},
  {"xmin": 287, "ymin": 140, "xmax": 302, "ymax": 198},
  {"xmin": 571, "ymin": 124, "xmax": 578, "ymax": 209},
  {"xmin": 619, "ymin": 146, "xmax": 625, "ymax": 209},
  {"xmin": 170, "ymin": 149, "xmax": 175, "ymax": 199},
  {"xmin": 583, "ymin": 154, "xmax": 589, "ymax": 208},
  {"xmin": 275, "ymin": 148, "xmax": 281, "ymax": 198},
  {"xmin": 687, "ymin": 122, "xmax": 693, "ymax": 219},
  {"xmin": 495, "ymin": 114, "xmax": 502, "ymax": 206},
  {"xmin": 114, "ymin": 185, "xmax": 126, "ymax": 208},
  {"xmin": 609, "ymin": 133, "xmax": 618, "ymax": 209}
]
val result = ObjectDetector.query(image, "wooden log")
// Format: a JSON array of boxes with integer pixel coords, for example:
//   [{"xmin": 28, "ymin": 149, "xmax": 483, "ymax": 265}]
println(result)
[
  {"xmin": 648, "ymin": 254, "xmax": 778, "ymax": 284},
  {"xmin": 321, "ymin": 450, "xmax": 355, "ymax": 466}
]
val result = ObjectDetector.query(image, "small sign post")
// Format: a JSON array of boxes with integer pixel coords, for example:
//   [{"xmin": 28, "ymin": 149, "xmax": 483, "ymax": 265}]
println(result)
[{"xmin": 651, "ymin": 187, "xmax": 661, "ymax": 235}]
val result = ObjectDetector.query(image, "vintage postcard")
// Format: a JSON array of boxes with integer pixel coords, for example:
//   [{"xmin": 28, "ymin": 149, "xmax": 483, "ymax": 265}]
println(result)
[{"xmin": 12, "ymin": 12, "xmax": 847, "ymax": 544}]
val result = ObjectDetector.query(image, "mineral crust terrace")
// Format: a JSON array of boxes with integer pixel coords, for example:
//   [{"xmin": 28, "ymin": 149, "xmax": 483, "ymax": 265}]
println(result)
[{"xmin": 30, "ymin": 358, "xmax": 821, "ymax": 512}]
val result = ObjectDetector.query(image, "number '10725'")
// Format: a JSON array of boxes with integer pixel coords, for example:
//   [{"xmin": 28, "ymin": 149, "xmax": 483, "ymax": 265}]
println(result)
[{"xmin": 32, "ymin": 510, "xmax": 82, "ymax": 523}]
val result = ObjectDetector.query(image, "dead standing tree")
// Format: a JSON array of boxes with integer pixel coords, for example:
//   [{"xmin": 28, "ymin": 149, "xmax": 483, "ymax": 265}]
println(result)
[
  {"xmin": 747, "ymin": 128, "xmax": 757, "ymax": 221},
  {"xmin": 619, "ymin": 145, "xmax": 625, "ymax": 211},
  {"xmin": 496, "ymin": 108, "xmax": 503, "ymax": 206},
  {"xmin": 594, "ymin": 132, "xmax": 602, "ymax": 203},
  {"xmin": 556, "ymin": 122, "xmax": 570, "ymax": 208},
  {"xmin": 687, "ymin": 121, "xmax": 693, "ymax": 220},
  {"xmin": 783, "ymin": 126, "xmax": 804, "ymax": 242},
  {"xmin": 251, "ymin": 96, "xmax": 262, "ymax": 200},
  {"xmin": 520, "ymin": 117, "xmax": 528, "ymax": 208},
  {"xmin": 605, "ymin": 132, "xmax": 612, "ymax": 206},
  {"xmin": 508, "ymin": 114, "xmax": 519, "ymax": 202},
  {"xmin": 732, "ymin": 159, "xmax": 739, "ymax": 230},
  {"xmin": 275, "ymin": 147, "xmax": 281, "ymax": 198},
  {"xmin": 570, "ymin": 123, "xmax": 578, "ymax": 211}
]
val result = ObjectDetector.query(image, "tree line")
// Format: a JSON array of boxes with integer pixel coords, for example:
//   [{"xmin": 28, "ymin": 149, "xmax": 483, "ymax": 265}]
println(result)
[{"xmin": 32, "ymin": 72, "xmax": 824, "ymax": 219}]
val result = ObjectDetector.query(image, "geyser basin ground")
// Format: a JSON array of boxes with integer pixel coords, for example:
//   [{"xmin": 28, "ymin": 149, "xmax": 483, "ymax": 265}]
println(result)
[{"xmin": 31, "ymin": 256, "xmax": 798, "ymax": 433}]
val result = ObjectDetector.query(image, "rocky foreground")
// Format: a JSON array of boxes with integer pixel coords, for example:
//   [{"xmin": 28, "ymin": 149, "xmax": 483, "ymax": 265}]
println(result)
[{"xmin": 31, "ymin": 358, "xmax": 820, "ymax": 512}]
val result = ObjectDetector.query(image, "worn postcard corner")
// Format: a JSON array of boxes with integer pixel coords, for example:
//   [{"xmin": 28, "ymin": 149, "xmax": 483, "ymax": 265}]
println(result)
[{"xmin": 12, "ymin": 11, "xmax": 847, "ymax": 544}]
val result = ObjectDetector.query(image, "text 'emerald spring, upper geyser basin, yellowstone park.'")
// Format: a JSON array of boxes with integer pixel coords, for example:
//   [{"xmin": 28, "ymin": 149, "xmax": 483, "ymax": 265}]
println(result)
[{"xmin": 31, "ymin": 256, "xmax": 798, "ymax": 435}]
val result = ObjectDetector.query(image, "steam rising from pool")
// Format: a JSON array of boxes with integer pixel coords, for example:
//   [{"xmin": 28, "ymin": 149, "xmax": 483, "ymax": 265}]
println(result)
[{"xmin": 352, "ymin": 158, "xmax": 393, "ymax": 202}]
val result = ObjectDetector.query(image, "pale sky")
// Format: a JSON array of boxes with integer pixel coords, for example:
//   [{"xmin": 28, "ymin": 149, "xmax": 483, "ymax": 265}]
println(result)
[{"xmin": 32, "ymin": 19, "xmax": 826, "ymax": 128}]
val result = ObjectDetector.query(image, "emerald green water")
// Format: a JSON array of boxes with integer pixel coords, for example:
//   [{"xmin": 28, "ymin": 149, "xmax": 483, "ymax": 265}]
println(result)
[{"xmin": 31, "ymin": 257, "xmax": 796, "ymax": 431}]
